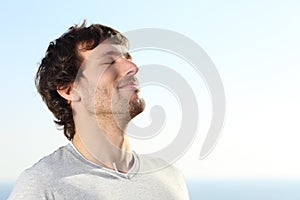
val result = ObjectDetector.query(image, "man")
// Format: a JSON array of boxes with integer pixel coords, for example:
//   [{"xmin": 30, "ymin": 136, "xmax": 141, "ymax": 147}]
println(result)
[{"xmin": 9, "ymin": 21, "xmax": 189, "ymax": 200}]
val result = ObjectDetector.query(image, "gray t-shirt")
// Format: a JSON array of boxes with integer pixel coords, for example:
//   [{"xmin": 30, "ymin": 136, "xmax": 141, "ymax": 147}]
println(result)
[{"xmin": 9, "ymin": 144, "xmax": 189, "ymax": 200}]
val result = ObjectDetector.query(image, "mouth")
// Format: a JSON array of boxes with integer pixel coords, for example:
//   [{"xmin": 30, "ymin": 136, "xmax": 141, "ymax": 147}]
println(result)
[
  {"xmin": 117, "ymin": 77, "xmax": 140, "ymax": 91},
  {"xmin": 117, "ymin": 81, "xmax": 140, "ymax": 92},
  {"xmin": 118, "ymin": 82, "xmax": 138, "ymax": 89}
]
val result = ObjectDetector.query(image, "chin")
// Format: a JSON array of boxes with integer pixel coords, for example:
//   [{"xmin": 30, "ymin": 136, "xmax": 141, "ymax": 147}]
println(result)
[{"xmin": 129, "ymin": 97, "xmax": 145, "ymax": 119}]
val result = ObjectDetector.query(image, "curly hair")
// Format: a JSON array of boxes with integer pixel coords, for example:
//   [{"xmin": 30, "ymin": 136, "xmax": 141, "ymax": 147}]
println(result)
[{"xmin": 35, "ymin": 21, "xmax": 128, "ymax": 140}]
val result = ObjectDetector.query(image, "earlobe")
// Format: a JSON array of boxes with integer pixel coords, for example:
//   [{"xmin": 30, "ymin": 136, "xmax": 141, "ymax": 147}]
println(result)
[
  {"xmin": 57, "ymin": 85, "xmax": 81, "ymax": 102},
  {"xmin": 71, "ymin": 90, "xmax": 81, "ymax": 102}
]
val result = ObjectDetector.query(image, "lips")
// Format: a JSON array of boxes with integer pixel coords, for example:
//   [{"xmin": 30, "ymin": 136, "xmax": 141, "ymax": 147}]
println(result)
[
  {"xmin": 118, "ymin": 82, "xmax": 138, "ymax": 89},
  {"xmin": 117, "ymin": 77, "xmax": 140, "ymax": 91}
]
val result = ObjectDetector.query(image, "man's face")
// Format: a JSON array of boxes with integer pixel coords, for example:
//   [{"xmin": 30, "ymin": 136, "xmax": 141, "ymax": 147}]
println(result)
[{"xmin": 74, "ymin": 41, "xmax": 145, "ymax": 123}]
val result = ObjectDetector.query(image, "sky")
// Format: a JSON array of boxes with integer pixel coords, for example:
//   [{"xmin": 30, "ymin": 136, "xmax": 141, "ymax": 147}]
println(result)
[{"xmin": 0, "ymin": 0, "xmax": 300, "ymax": 181}]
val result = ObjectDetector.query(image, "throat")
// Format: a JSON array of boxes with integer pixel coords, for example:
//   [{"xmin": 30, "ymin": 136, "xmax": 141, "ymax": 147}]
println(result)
[{"xmin": 72, "ymin": 126, "xmax": 133, "ymax": 173}]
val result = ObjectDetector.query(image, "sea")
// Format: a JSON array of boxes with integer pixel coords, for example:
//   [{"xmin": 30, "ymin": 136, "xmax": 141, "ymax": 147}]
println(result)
[{"xmin": 1, "ymin": 179, "xmax": 300, "ymax": 200}]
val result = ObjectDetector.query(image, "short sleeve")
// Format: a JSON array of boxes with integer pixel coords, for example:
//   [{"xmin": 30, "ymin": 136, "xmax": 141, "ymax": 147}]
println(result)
[{"xmin": 8, "ymin": 170, "xmax": 54, "ymax": 200}]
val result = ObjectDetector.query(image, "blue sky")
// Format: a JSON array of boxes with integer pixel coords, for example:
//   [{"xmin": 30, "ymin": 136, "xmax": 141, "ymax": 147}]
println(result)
[{"xmin": 0, "ymin": 0, "xmax": 300, "ymax": 181}]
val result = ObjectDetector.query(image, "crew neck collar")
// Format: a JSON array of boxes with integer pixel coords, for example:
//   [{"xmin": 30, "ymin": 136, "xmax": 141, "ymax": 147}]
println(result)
[{"xmin": 68, "ymin": 143, "xmax": 140, "ymax": 179}]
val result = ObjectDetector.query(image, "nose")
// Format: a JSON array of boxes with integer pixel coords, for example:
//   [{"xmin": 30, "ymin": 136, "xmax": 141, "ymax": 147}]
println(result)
[{"xmin": 120, "ymin": 58, "xmax": 139, "ymax": 77}]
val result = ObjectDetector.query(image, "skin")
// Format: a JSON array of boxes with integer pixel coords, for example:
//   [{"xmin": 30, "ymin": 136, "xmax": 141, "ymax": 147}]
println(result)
[{"xmin": 58, "ymin": 41, "xmax": 145, "ymax": 173}]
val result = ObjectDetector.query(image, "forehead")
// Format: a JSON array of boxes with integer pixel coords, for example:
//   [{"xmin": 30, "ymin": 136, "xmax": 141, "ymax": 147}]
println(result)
[{"xmin": 80, "ymin": 42, "xmax": 128, "ymax": 62}]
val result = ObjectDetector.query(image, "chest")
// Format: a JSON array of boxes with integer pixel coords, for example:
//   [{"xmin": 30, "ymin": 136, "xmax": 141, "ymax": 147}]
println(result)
[{"xmin": 52, "ymin": 173, "xmax": 188, "ymax": 200}]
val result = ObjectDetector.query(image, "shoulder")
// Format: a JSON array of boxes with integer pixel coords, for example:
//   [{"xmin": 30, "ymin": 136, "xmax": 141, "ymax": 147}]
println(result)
[
  {"xmin": 8, "ymin": 168, "xmax": 54, "ymax": 200},
  {"xmin": 22, "ymin": 144, "xmax": 72, "ymax": 177},
  {"xmin": 8, "ymin": 144, "xmax": 72, "ymax": 199}
]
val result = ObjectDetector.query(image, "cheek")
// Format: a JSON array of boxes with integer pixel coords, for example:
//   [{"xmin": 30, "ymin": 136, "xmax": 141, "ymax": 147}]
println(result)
[
  {"xmin": 96, "ymin": 71, "xmax": 118, "ymax": 98},
  {"xmin": 97, "ymin": 68, "xmax": 119, "ymax": 88},
  {"xmin": 98, "ymin": 67, "xmax": 118, "ymax": 85}
]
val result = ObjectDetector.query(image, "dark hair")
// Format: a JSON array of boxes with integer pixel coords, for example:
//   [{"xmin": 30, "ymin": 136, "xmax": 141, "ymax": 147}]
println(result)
[{"xmin": 35, "ymin": 21, "xmax": 128, "ymax": 140}]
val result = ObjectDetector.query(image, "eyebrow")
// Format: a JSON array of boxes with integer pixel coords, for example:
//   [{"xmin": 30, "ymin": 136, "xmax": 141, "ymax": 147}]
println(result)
[
  {"xmin": 102, "ymin": 50, "xmax": 132, "ymax": 60},
  {"xmin": 104, "ymin": 50, "xmax": 121, "ymax": 56},
  {"xmin": 95, "ymin": 50, "xmax": 121, "ymax": 63}
]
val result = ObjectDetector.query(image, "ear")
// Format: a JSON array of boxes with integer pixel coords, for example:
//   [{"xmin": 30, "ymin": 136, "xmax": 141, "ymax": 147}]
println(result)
[{"xmin": 57, "ymin": 84, "xmax": 81, "ymax": 102}]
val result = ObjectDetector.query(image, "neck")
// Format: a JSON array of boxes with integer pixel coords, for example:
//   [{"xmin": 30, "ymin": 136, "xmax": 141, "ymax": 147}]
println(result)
[{"xmin": 72, "ymin": 108, "xmax": 133, "ymax": 173}]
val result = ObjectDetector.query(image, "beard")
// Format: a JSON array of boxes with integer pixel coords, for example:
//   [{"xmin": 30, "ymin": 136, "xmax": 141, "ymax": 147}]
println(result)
[
  {"xmin": 91, "ymin": 86, "xmax": 145, "ymax": 122},
  {"xmin": 128, "ymin": 95, "xmax": 145, "ymax": 118},
  {"xmin": 111, "ymin": 89, "xmax": 145, "ymax": 120},
  {"xmin": 80, "ymin": 74, "xmax": 146, "ymax": 131}
]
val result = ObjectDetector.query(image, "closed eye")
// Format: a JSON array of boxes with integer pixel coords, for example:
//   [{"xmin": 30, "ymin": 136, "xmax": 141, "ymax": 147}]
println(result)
[
  {"xmin": 103, "ymin": 57, "xmax": 116, "ymax": 65},
  {"xmin": 106, "ymin": 60, "xmax": 115, "ymax": 65},
  {"xmin": 103, "ymin": 52, "xmax": 131, "ymax": 66}
]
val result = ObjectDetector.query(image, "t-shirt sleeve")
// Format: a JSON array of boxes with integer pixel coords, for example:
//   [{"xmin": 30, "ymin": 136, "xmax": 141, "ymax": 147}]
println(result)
[{"xmin": 8, "ymin": 170, "xmax": 54, "ymax": 200}]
